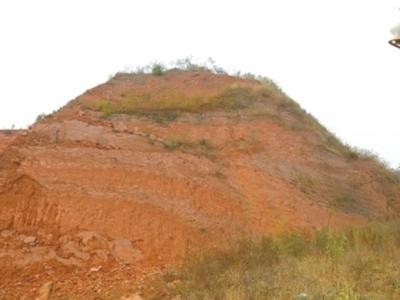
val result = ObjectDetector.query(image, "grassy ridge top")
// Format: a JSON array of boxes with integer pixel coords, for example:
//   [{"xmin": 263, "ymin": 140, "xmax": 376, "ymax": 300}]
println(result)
[
  {"xmin": 90, "ymin": 59, "xmax": 297, "ymax": 117},
  {"xmin": 76, "ymin": 60, "xmax": 397, "ymax": 173},
  {"xmin": 95, "ymin": 83, "xmax": 269, "ymax": 117},
  {"xmin": 91, "ymin": 66, "xmax": 307, "ymax": 125}
]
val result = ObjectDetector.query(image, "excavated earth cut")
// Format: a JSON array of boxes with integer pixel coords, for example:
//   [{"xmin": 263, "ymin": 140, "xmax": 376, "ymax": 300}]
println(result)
[{"xmin": 1, "ymin": 71, "xmax": 399, "ymax": 298}]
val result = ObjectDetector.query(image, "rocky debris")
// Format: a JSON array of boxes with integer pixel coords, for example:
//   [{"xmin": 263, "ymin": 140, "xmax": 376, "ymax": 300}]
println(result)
[
  {"xmin": 75, "ymin": 230, "xmax": 109, "ymax": 251},
  {"xmin": 76, "ymin": 230, "xmax": 101, "ymax": 245},
  {"xmin": 49, "ymin": 250, "xmax": 82, "ymax": 267},
  {"xmin": 37, "ymin": 231, "xmax": 53, "ymax": 244},
  {"xmin": 89, "ymin": 265, "xmax": 102, "ymax": 272},
  {"xmin": 59, "ymin": 240, "xmax": 91, "ymax": 261},
  {"xmin": 111, "ymin": 239, "xmax": 143, "ymax": 264},
  {"xmin": 45, "ymin": 268, "xmax": 55, "ymax": 276},
  {"xmin": 0, "ymin": 229, "xmax": 14, "ymax": 238},
  {"xmin": 16, "ymin": 234, "xmax": 38, "ymax": 246},
  {"xmin": 0, "ymin": 227, "xmax": 147, "ymax": 273},
  {"xmin": 23, "ymin": 236, "xmax": 37, "ymax": 245},
  {"xmin": 92, "ymin": 249, "xmax": 109, "ymax": 261},
  {"xmin": 35, "ymin": 281, "xmax": 53, "ymax": 300},
  {"xmin": 0, "ymin": 228, "xmax": 147, "ymax": 271}
]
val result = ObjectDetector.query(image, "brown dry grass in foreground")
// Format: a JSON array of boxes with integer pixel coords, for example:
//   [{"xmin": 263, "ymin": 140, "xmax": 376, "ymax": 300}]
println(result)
[{"xmin": 146, "ymin": 220, "xmax": 400, "ymax": 299}]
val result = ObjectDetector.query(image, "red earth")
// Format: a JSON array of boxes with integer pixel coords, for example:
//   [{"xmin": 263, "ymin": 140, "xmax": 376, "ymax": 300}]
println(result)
[
  {"xmin": 1, "ymin": 70, "xmax": 399, "ymax": 299},
  {"xmin": 0, "ymin": 130, "xmax": 24, "ymax": 153}
]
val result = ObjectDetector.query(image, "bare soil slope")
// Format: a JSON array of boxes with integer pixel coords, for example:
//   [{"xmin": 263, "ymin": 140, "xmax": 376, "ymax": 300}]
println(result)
[
  {"xmin": 0, "ymin": 131, "xmax": 23, "ymax": 153},
  {"xmin": 1, "ymin": 70, "xmax": 399, "ymax": 298}
]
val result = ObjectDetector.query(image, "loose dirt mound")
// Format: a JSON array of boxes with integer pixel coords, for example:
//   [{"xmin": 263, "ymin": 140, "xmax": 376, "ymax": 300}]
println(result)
[{"xmin": 1, "ymin": 70, "xmax": 399, "ymax": 298}]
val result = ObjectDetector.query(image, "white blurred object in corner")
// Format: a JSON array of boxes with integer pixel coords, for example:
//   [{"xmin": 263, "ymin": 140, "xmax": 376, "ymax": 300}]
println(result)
[
  {"xmin": 391, "ymin": 23, "xmax": 400, "ymax": 38},
  {"xmin": 389, "ymin": 21, "xmax": 400, "ymax": 49}
]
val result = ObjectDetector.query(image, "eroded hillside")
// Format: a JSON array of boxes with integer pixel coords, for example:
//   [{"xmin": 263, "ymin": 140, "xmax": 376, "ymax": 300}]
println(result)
[
  {"xmin": 1, "ymin": 70, "xmax": 399, "ymax": 298},
  {"xmin": 0, "ymin": 130, "xmax": 24, "ymax": 153}
]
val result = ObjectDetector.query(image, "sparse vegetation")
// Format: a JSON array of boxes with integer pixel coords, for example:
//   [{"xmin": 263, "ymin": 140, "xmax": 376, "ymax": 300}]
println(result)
[
  {"xmin": 100, "ymin": 58, "xmax": 318, "ymax": 130},
  {"xmin": 317, "ymin": 130, "xmax": 395, "ymax": 175},
  {"xmin": 296, "ymin": 174, "xmax": 316, "ymax": 195},
  {"xmin": 98, "ymin": 58, "xmax": 396, "ymax": 176},
  {"xmin": 330, "ymin": 193, "xmax": 355, "ymax": 211},
  {"xmin": 162, "ymin": 136, "xmax": 216, "ymax": 158},
  {"xmin": 94, "ymin": 84, "xmax": 271, "ymax": 121},
  {"xmin": 232, "ymin": 131, "xmax": 264, "ymax": 154},
  {"xmin": 153, "ymin": 220, "xmax": 400, "ymax": 299},
  {"xmin": 163, "ymin": 136, "xmax": 185, "ymax": 151},
  {"xmin": 35, "ymin": 113, "xmax": 47, "ymax": 122}
]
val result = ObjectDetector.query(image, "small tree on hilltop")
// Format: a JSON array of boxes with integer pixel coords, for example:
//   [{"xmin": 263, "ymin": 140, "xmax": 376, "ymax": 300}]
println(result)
[{"xmin": 151, "ymin": 63, "xmax": 165, "ymax": 76}]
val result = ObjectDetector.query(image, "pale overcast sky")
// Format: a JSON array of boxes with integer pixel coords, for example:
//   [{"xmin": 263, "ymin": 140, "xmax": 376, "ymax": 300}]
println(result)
[{"xmin": 0, "ymin": 0, "xmax": 399, "ymax": 167}]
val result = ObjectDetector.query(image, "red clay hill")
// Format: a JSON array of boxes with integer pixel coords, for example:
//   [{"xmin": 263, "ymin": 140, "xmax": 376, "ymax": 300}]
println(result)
[{"xmin": 1, "ymin": 69, "xmax": 400, "ymax": 298}]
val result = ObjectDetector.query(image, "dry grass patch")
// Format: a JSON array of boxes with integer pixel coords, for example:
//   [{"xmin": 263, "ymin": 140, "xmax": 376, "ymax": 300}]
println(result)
[
  {"xmin": 162, "ymin": 135, "xmax": 217, "ymax": 159},
  {"xmin": 295, "ymin": 174, "xmax": 316, "ymax": 195},
  {"xmin": 94, "ymin": 83, "xmax": 272, "ymax": 121},
  {"xmin": 149, "ymin": 221, "xmax": 400, "ymax": 300}
]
